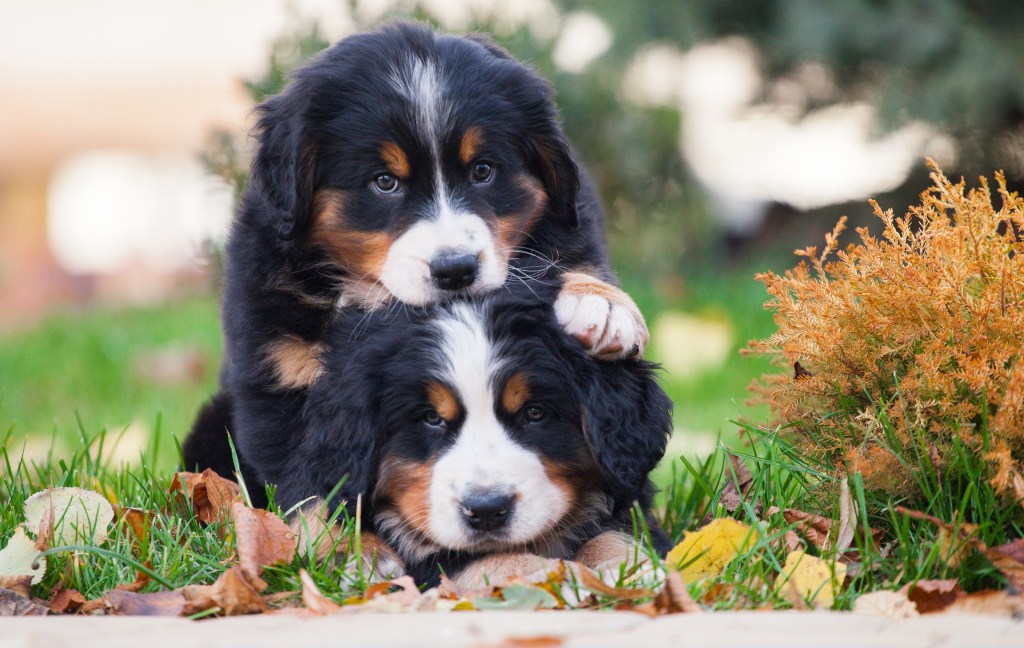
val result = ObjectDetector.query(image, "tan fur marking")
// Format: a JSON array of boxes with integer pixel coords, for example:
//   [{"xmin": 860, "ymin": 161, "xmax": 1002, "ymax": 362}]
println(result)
[
  {"xmin": 495, "ymin": 174, "xmax": 547, "ymax": 255},
  {"xmin": 574, "ymin": 531, "xmax": 638, "ymax": 569},
  {"xmin": 311, "ymin": 188, "xmax": 393, "ymax": 279},
  {"xmin": 380, "ymin": 141, "xmax": 411, "ymax": 178},
  {"xmin": 426, "ymin": 380, "xmax": 460, "ymax": 421},
  {"xmin": 501, "ymin": 372, "xmax": 531, "ymax": 414},
  {"xmin": 541, "ymin": 458, "xmax": 580, "ymax": 513},
  {"xmin": 376, "ymin": 456, "xmax": 434, "ymax": 536},
  {"xmin": 266, "ymin": 335, "xmax": 325, "ymax": 389},
  {"xmin": 559, "ymin": 272, "xmax": 630, "ymax": 303},
  {"xmin": 459, "ymin": 126, "xmax": 485, "ymax": 166}
]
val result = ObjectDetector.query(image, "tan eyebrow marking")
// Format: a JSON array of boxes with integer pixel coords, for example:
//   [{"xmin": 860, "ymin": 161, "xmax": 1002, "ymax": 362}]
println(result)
[
  {"xmin": 459, "ymin": 126, "xmax": 484, "ymax": 166},
  {"xmin": 426, "ymin": 380, "xmax": 460, "ymax": 421},
  {"xmin": 380, "ymin": 141, "xmax": 411, "ymax": 178},
  {"xmin": 501, "ymin": 371, "xmax": 531, "ymax": 413}
]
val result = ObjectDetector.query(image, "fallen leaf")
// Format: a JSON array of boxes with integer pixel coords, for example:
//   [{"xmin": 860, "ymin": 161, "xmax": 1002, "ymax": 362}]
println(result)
[
  {"xmin": 50, "ymin": 588, "xmax": 86, "ymax": 614},
  {"xmin": 0, "ymin": 585, "xmax": 50, "ymax": 616},
  {"xmin": 231, "ymin": 502, "xmax": 296, "ymax": 588},
  {"xmin": 575, "ymin": 566, "xmax": 653, "ymax": 601},
  {"xmin": 299, "ymin": 569, "xmax": 340, "ymax": 615},
  {"xmin": 103, "ymin": 588, "xmax": 186, "ymax": 616},
  {"xmin": 899, "ymin": 579, "xmax": 963, "ymax": 614},
  {"xmin": 180, "ymin": 564, "xmax": 267, "ymax": 617},
  {"xmin": 0, "ymin": 527, "xmax": 47, "ymax": 584},
  {"xmin": 717, "ymin": 455, "xmax": 754, "ymax": 514},
  {"xmin": 944, "ymin": 590, "xmax": 1024, "ymax": 617},
  {"xmin": 473, "ymin": 584, "xmax": 559, "ymax": 610},
  {"xmin": 782, "ymin": 509, "xmax": 833, "ymax": 550},
  {"xmin": 984, "ymin": 538, "xmax": 1024, "ymax": 590},
  {"xmin": 0, "ymin": 575, "xmax": 33, "ymax": 599},
  {"xmin": 666, "ymin": 518, "xmax": 758, "ymax": 582},
  {"xmin": 779, "ymin": 551, "xmax": 847, "ymax": 609},
  {"xmin": 896, "ymin": 507, "xmax": 979, "ymax": 568},
  {"xmin": 24, "ymin": 488, "xmax": 114, "ymax": 546},
  {"xmin": 34, "ymin": 506, "xmax": 54, "ymax": 551},
  {"xmin": 834, "ymin": 477, "xmax": 857, "ymax": 553},
  {"xmin": 170, "ymin": 469, "xmax": 242, "ymax": 525},
  {"xmin": 852, "ymin": 590, "xmax": 918, "ymax": 620},
  {"xmin": 654, "ymin": 571, "xmax": 702, "ymax": 614},
  {"xmin": 117, "ymin": 506, "xmax": 152, "ymax": 544}
]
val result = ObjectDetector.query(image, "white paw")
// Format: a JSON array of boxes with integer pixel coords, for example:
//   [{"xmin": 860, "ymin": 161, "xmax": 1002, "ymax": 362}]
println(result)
[{"xmin": 555, "ymin": 290, "xmax": 648, "ymax": 360}]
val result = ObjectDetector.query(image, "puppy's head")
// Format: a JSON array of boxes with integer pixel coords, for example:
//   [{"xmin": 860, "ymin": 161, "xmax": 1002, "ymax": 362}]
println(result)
[
  {"xmin": 315, "ymin": 290, "xmax": 671, "ymax": 562},
  {"xmin": 250, "ymin": 22, "xmax": 579, "ymax": 307}
]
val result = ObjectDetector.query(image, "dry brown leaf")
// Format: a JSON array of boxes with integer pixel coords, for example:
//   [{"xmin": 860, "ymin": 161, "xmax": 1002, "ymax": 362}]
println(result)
[
  {"xmin": 782, "ymin": 508, "xmax": 833, "ymax": 549},
  {"xmin": 231, "ymin": 501, "xmax": 296, "ymax": 588},
  {"xmin": 575, "ymin": 566, "xmax": 654, "ymax": 601},
  {"xmin": 170, "ymin": 469, "xmax": 242, "ymax": 525},
  {"xmin": 984, "ymin": 538, "xmax": 1024, "ymax": 591},
  {"xmin": 0, "ymin": 585, "xmax": 50, "ymax": 616},
  {"xmin": 299, "ymin": 569, "xmax": 340, "ymax": 615},
  {"xmin": 944, "ymin": 590, "xmax": 1024, "ymax": 617},
  {"xmin": 898, "ymin": 579, "xmax": 963, "ymax": 614},
  {"xmin": 852, "ymin": 590, "xmax": 918, "ymax": 620},
  {"xmin": 654, "ymin": 571, "xmax": 702, "ymax": 614},
  {"xmin": 103, "ymin": 588, "xmax": 186, "ymax": 616},
  {"xmin": 49, "ymin": 588, "xmax": 86, "ymax": 614},
  {"xmin": 718, "ymin": 455, "xmax": 754, "ymax": 514},
  {"xmin": 34, "ymin": 506, "xmax": 54, "ymax": 552},
  {"xmin": 0, "ymin": 575, "xmax": 33, "ymax": 599},
  {"xmin": 117, "ymin": 506, "xmax": 152, "ymax": 544},
  {"xmin": 896, "ymin": 507, "xmax": 979, "ymax": 568},
  {"xmin": 180, "ymin": 564, "xmax": 268, "ymax": 617}
]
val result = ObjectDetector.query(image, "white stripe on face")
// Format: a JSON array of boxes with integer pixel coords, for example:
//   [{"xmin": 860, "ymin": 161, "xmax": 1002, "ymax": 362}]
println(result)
[{"xmin": 425, "ymin": 303, "xmax": 569, "ymax": 550}]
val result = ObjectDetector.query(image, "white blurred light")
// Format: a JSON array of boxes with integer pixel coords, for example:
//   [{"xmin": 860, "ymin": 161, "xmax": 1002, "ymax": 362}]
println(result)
[
  {"xmin": 620, "ymin": 38, "xmax": 954, "ymax": 225},
  {"xmin": 47, "ymin": 152, "xmax": 233, "ymax": 275},
  {"xmin": 552, "ymin": 11, "xmax": 613, "ymax": 73}
]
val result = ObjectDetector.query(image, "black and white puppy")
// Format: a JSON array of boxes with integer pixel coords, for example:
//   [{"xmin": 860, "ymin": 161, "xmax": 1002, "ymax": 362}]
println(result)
[{"xmin": 191, "ymin": 282, "xmax": 672, "ymax": 587}]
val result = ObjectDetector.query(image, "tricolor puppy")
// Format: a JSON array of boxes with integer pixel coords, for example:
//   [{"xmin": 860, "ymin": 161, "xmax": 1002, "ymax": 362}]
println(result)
[
  {"xmin": 186, "ymin": 21, "xmax": 650, "ymax": 493},
  {"xmin": 191, "ymin": 285, "xmax": 672, "ymax": 586}
]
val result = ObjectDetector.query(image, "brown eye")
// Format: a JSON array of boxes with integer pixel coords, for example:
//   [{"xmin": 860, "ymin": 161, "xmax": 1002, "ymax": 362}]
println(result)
[
  {"xmin": 374, "ymin": 174, "xmax": 400, "ymax": 193},
  {"xmin": 524, "ymin": 405, "xmax": 546, "ymax": 422},
  {"xmin": 423, "ymin": 409, "xmax": 444, "ymax": 427},
  {"xmin": 470, "ymin": 161, "xmax": 493, "ymax": 184}
]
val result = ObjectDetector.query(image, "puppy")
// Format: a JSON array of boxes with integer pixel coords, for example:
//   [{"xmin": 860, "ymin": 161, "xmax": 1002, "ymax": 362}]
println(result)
[
  {"xmin": 190, "ymin": 282, "xmax": 672, "ymax": 586},
  {"xmin": 185, "ymin": 21, "xmax": 651, "ymax": 519}
]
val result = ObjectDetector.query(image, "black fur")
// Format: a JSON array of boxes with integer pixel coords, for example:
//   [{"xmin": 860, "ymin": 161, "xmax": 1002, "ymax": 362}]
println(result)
[
  {"xmin": 185, "ymin": 22, "xmax": 616, "ymax": 486},
  {"xmin": 188, "ymin": 282, "xmax": 672, "ymax": 585}
]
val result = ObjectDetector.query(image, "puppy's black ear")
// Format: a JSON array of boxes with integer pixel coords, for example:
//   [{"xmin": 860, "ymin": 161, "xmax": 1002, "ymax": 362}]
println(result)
[
  {"xmin": 251, "ymin": 90, "xmax": 316, "ymax": 241},
  {"xmin": 580, "ymin": 360, "xmax": 673, "ymax": 504},
  {"xmin": 529, "ymin": 129, "xmax": 580, "ymax": 228}
]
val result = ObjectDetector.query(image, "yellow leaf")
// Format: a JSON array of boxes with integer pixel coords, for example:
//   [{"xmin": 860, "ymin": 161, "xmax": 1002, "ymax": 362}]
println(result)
[
  {"xmin": 666, "ymin": 518, "xmax": 758, "ymax": 582},
  {"xmin": 779, "ymin": 550, "xmax": 846, "ymax": 608}
]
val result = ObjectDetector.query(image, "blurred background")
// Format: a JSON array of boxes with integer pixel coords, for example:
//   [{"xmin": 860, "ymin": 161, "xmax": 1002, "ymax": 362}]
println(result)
[{"xmin": 2, "ymin": 0, "xmax": 1022, "ymax": 470}]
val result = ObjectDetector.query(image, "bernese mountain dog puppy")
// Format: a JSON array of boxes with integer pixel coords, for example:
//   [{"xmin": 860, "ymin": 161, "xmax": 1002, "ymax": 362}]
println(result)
[
  {"xmin": 190, "ymin": 282, "xmax": 672, "ymax": 587},
  {"xmin": 184, "ymin": 22, "xmax": 650, "ymax": 508}
]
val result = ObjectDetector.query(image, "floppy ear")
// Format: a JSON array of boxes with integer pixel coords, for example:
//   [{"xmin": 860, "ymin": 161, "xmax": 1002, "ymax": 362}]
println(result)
[
  {"xmin": 527, "ymin": 129, "xmax": 580, "ymax": 228},
  {"xmin": 580, "ymin": 360, "xmax": 673, "ymax": 504},
  {"xmin": 251, "ymin": 90, "xmax": 316, "ymax": 241}
]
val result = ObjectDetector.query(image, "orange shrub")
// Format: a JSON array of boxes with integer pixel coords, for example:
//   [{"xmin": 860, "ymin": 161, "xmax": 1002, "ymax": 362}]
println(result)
[{"xmin": 746, "ymin": 161, "xmax": 1024, "ymax": 495}]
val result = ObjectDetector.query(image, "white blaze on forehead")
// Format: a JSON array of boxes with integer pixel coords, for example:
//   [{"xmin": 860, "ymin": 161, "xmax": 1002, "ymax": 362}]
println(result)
[
  {"xmin": 426, "ymin": 303, "xmax": 569, "ymax": 550},
  {"xmin": 389, "ymin": 56, "xmax": 449, "ymax": 164}
]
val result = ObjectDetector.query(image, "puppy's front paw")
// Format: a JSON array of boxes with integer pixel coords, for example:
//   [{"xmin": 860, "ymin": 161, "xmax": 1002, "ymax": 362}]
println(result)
[{"xmin": 555, "ymin": 272, "xmax": 649, "ymax": 359}]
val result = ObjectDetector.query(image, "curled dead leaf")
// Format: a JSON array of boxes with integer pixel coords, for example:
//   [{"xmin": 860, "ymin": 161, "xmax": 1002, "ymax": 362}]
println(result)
[
  {"xmin": 782, "ymin": 509, "xmax": 833, "ymax": 550},
  {"xmin": 231, "ymin": 501, "xmax": 296, "ymax": 588},
  {"xmin": 49, "ymin": 588, "xmax": 86, "ymax": 614},
  {"xmin": 0, "ymin": 584, "xmax": 50, "ymax": 616},
  {"xmin": 170, "ymin": 469, "xmax": 242, "ymax": 525},
  {"xmin": 103, "ymin": 588, "xmax": 185, "ymax": 616},
  {"xmin": 654, "ymin": 571, "xmax": 701, "ymax": 614},
  {"xmin": 180, "ymin": 564, "xmax": 268, "ymax": 617},
  {"xmin": 575, "ymin": 565, "xmax": 654, "ymax": 601},
  {"xmin": 984, "ymin": 538, "xmax": 1024, "ymax": 591},
  {"xmin": 898, "ymin": 579, "xmax": 963, "ymax": 614},
  {"xmin": 299, "ymin": 569, "xmax": 340, "ymax": 615}
]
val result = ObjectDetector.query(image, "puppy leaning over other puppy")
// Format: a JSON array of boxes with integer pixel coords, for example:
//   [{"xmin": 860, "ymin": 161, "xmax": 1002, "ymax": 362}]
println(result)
[
  {"xmin": 189, "ymin": 281, "xmax": 673, "ymax": 588},
  {"xmin": 185, "ymin": 21, "xmax": 650, "ymax": 499}
]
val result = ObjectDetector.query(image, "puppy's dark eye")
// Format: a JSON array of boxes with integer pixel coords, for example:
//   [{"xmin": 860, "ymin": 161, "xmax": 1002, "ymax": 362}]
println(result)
[
  {"xmin": 373, "ymin": 174, "xmax": 400, "ymax": 194},
  {"xmin": 422, "ymin": 409, "xmax": 445, "ymax": 427},
  {"xmin": 524, "ymin": 405, "xmax": 546, "ymax": 423},
  {"xmin": 470, "ymin": 162, "xmax": 494, "ymax": 184}
]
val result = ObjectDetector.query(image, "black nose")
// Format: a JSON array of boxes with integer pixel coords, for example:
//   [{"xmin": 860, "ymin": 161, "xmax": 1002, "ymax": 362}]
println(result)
[
  {"xmin": 430, "ymin": 253, "xmax": 478, "ymax": 291},
  {"xmin": 461, "ymin": 493, "xmax": 514, "ymax": 532}
]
